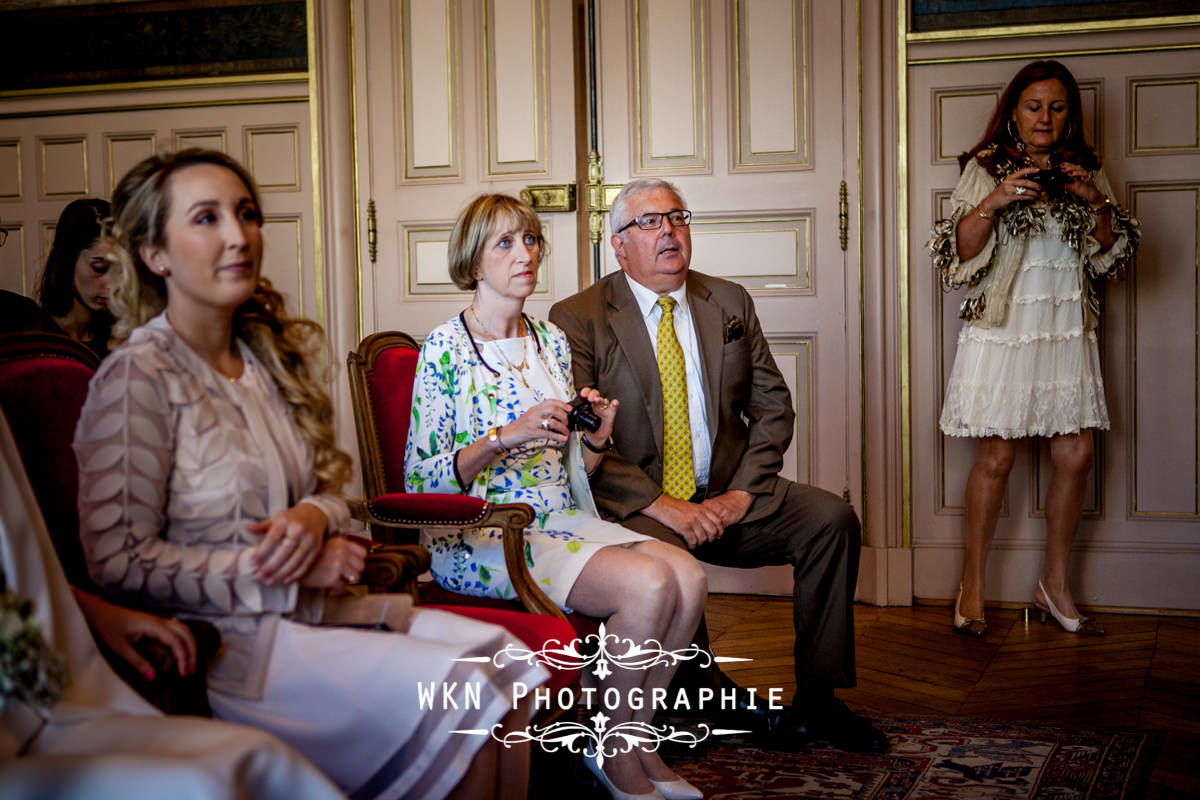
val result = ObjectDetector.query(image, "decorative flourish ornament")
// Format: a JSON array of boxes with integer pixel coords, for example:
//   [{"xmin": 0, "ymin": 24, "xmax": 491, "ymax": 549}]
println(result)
[
  {"xmin": 488, "ymin": 714, "xmax": 729, "ymax": 764},
  {"xmin": 484, "ymin": 621, "xmax": 712, "ymax": 679}
]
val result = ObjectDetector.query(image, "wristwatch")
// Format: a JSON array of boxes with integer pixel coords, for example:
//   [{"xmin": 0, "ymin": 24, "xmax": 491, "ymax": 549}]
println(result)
[
  {"xmin": 582, "ymin": 434, "xmax": 614, "ymax": 453},
  {"xmin": 487, "ymin": 427, "xmax": 508, "ymax": 454}
]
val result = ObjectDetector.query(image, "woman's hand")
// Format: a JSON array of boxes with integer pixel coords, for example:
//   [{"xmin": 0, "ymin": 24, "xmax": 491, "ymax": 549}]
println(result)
[
  {"xmin": 506, "ymin": 398, "xmax": 573, "ymax": 448},
  {"xmin": 578, "ymin": 386, "xmax": 619, "ymax": 442},
  {"xmin": 299, "ymin": 535, "xmax": 368, "ymax": 592},
  {"xmin": 982, "ymin": 165, "xmax": 1043, "ymax": 214},
  {"xmin": 73, "ymin": 588, "xmax": 197, "ymax": 679},
  {"xmin": 1059, "ymin": 162, "xmax": 1105, "ymax": 205},
  {"xmin": 248, "ymin": 503, "xmax": 328, "ymax": 584}
]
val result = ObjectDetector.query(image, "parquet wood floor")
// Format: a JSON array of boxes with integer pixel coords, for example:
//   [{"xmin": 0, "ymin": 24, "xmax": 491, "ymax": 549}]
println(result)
[{"xmin": 706, "ymin": 595, "xmax": 1200, "ymax": 799}]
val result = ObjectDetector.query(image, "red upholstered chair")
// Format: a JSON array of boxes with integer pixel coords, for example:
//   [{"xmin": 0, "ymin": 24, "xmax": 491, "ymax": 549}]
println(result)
[
  {"xmin": 0, "ymin": 331, "xmax": 216, "ymax": 713},
  {"xmin": 347, "ymin": 331, "xmax": 565, "ymax": 619}
]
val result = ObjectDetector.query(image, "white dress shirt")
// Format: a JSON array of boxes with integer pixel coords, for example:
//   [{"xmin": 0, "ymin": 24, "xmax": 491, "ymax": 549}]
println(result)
[{"xmin": 623, "ymin": 272, "xmax": 712, "ymax": 489}]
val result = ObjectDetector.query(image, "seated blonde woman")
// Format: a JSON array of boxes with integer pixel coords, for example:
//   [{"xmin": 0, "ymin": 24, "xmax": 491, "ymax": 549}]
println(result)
[
  {"xmin": 74, "ymin": 150, "xmax": 546, "ymax": 800},
  {"xmin": 406, "ymin": 193, "xmax": 708, "ymax": 800}
]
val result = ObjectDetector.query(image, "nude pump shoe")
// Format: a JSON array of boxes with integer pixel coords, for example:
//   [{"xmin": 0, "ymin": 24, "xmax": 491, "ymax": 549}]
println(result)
[
  {"xmin": 1034, "ymin": 579, "xmax": 1105, "ymax": 636},
  {"xmin": 953, "ymin": 583, "xmax": 988, "ymax": 638}
]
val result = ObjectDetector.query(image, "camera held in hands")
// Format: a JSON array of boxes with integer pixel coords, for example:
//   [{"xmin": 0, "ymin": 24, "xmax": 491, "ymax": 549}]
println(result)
[
  {"xmin": 1029, "ymin": 168, "xmax": 1066, "ymax": 197},
  {"xmin": 566, "ymin": 397, "xmax": 602, "ymax": 433}
]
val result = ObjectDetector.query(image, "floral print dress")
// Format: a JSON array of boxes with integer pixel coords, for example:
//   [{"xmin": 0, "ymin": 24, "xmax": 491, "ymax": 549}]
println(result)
[{"xmin": 405, "ymin": 315, "xmax": 646, "ymax": 610}]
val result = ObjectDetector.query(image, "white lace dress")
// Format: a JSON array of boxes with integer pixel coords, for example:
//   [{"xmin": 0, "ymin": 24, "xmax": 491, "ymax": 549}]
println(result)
[{"xmin": 940, "ymin": 215, "xmax": 1108, "ymax": 438}]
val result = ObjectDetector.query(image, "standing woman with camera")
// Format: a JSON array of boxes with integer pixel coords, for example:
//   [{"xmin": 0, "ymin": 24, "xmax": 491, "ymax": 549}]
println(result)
[
  {"xmin": 406, "ymin": 194, "xmax": 707, "ymax": 800},
  {"xmin": 931, "ymin": 60, "xmax": 1139, "ymax": 638}
]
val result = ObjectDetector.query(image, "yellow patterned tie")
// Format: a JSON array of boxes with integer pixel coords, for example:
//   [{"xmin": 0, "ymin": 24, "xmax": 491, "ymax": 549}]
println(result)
[{"xmin": 656, "ymin": 297, "xmax": 696, "ymax": 500}]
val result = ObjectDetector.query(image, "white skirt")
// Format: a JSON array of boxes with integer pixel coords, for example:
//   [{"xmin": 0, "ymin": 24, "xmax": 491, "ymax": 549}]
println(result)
[
  {"xmin": 208, "ymin": 608, "xmax": 548, "ymax": 800},
  {"xmin": 940, "ymin": 231, "xmax": 1109, "ymax": 439}
]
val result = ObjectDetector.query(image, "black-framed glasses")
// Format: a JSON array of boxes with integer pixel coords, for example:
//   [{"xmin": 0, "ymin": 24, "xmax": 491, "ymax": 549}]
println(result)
[{"xmin": 614, "ymin": 209, "xmax": 692, "ymax": 234}]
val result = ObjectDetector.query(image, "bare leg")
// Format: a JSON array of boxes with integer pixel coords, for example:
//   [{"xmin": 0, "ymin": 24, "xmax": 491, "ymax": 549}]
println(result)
[
  {"xmin": 626, "ymin": 541, "xmax": 707, "ymax": 783},
  {"xmin": 958, "ymin": 436, "xmax": 1016, "ymax": 619},
  {"xmin": 565, "ymin": 544, "xmax": 704, "ymax": 794},
  {"xmin": 446, "ymin": 738, "xmax": 497, "ymax": 800},
  {"xmin": 446, "ymin": 704, "xmax": 531, "ymax": 800},
  {"xmin": 1037, "ymin": 431, "xmax": 1093, "ymax": 619}
]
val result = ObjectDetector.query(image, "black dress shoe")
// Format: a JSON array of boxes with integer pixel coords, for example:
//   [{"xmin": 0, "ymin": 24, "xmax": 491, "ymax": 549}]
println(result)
[
  {"xmin": 716, "ymin": 672, "xmax": 773, "ymax": 730},
  {"xmin": 794, "ymin": 697, "xmax": 889, "ymax": 754}
]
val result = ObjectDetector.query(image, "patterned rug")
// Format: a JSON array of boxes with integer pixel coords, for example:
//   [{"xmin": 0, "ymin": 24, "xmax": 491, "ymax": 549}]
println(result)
[
  {"xmin": 651, "ymin": 715, "xmax": 1162, "ymax": 800},
  {"xmin": 533, "ymin": 714, "xmax": 1161, "ymax": 799}
]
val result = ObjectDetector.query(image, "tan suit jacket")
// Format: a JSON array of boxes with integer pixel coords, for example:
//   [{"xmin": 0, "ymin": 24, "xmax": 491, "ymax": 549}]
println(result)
[{"xmin": 550, "ymin": 270, "xmax": 794, "ymax": 524}]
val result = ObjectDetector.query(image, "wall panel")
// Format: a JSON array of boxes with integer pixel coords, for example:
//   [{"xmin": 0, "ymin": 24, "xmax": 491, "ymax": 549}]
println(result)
[
  {"xmin": 1130, "ymin": 184, "xmax": 1198, "ymax": 518},
  {"xmin": 635, "ymin": 0, "xmax": 707, "ymax": 171},
  {"xmin": 733, "ymin": 0, "xmax": 808, "ymax": 169}
]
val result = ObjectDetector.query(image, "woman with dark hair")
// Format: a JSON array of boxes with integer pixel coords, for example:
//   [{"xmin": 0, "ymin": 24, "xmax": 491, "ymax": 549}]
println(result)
[
  {"xmin": 35, "ymin": 198, "xmax": 115, "ymax": 358},
  {"xmin": 930, "ymin": 60, "xmax": 1139, "ymax": 638},
  {"xmin": 74, "ymin": 149, "xmax": 546, "ymax": 800}
]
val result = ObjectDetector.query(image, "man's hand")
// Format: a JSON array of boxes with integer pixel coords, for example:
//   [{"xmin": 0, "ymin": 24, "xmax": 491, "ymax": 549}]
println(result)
[
  {"xmin": 643, "ymin": 494, "xmax": 724, "ymax": 549},
  {"xmin": 701, "ymin": 490, "xmax": 753, "ymax": 528}
]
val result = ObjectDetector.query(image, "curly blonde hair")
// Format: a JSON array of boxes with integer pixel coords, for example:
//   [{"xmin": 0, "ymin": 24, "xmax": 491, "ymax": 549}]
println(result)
[{"xmin": 107, "ymin": 149, "xmax": 352, "ymax": 493}]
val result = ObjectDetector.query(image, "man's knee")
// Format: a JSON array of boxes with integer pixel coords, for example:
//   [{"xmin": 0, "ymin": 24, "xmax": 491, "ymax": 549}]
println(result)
[{"xmin": 778, "ymin": 484, "xmax": 860, "ymax": 562}]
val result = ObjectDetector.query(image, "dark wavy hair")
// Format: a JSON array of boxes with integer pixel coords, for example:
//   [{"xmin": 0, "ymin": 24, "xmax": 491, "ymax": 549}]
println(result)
[
  {"xmin": 108, "ymin": 148, "xmax": 352, "ymax": 493},
  {"xmin": 36, "ymin": 197, "xmax": 113, "ymax": 324},
  {"xmin": 959, "ymin": 60, "xmax": 1099, "ymax": 175}
]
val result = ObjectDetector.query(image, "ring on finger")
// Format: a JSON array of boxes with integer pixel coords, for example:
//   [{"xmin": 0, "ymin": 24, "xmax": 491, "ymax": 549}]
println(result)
[
  {"xmin": 600, "ymin": 400, "xmax": 610, "ymax": 410},
  {"xmin": 1014, "ymin": 186, "xmax": 1026, "ymax": 196},
  {"xmin": 540, "ymin": 418, "xmax": 549, "ymax": 430}
]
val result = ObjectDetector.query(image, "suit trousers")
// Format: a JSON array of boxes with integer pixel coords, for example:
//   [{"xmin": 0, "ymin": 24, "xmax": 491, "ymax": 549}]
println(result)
[{"xmin": 617, "ymin": 479, "xmax": 860, "ymax": 697}]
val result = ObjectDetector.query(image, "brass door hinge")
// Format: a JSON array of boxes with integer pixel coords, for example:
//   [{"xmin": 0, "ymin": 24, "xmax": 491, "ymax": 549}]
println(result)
[
  {"xmin": 838, "ymin": 181, "xmax": 848, "ymax": 251},
  {"xmin": 585, "ymin": 150, "xmax": 624, "ymax": 245},
  {"xmin": 367, "ymin": 199, "xmax": 377, "ymax": 265}
]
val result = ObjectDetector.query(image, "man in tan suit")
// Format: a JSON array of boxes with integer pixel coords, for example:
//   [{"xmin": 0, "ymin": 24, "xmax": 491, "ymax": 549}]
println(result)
[{"xmin": 549, "ymin": 178, "xmax": 887, "ymax": 753}]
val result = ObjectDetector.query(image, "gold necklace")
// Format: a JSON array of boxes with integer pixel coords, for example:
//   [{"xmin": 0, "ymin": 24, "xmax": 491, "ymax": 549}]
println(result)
[
  {"xmin": 469, "ymin": 305, "xmax": 534, "ymax": 388},
  {"xmin": 468, "ymin": 304, "xmax": 525, "ymax": 340}
]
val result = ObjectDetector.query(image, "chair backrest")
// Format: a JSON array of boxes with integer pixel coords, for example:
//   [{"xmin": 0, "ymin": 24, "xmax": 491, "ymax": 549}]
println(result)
[
  {"xmin": 347, "ymin": 331, "xmax": 421, "ymax": 500},
  {"xmin": 0, "ymin": 332, "xmax": 100, "ymax": 589}
]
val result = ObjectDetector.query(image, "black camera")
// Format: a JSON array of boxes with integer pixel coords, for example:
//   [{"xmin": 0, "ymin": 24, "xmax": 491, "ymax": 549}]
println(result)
[
  {"xmin": 1029, "ymin": 168, "xmax": 1066, "ymax": 197},
  {"xmin": 566, "ymin": 397, "xmax": 602, "ymax": 433}
]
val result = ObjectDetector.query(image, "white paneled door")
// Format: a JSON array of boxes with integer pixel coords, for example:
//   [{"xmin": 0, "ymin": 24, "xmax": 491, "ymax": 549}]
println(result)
[
  {"xmin": 0, "ymin": 101, "xmax": 316, "ymax": 320},
  {"xmin": 357, "ymin": 0, "xmax": 580, "ymax": 335},
  {"xmin": 357, "ymin": 0, "xmax": 857, "ymax": 595}
]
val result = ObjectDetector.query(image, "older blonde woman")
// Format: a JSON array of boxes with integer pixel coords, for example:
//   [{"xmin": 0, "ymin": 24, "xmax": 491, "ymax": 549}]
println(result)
[{"xmin": 406, "ymin": 194, "xmax": 708, "ymax": 800}]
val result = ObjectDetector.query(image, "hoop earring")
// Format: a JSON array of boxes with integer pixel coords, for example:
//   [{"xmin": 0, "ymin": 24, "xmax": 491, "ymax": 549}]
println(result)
[{"xmin": 1063, "ymin": 121, "xmax": 1073, "ymax": 141}]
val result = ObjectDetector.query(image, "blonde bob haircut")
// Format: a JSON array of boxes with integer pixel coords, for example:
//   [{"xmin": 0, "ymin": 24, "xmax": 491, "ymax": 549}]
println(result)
[{"xmin": 447, "ymin": 193, "xmax": 546, "ymax": 291}]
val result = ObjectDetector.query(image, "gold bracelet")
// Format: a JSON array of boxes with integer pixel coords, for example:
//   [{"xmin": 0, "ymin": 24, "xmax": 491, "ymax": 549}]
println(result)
[
  {"xmin": 976, "ymin": 207, "xmax": 991, "ymax": 220},
  {"xmin": 487, "ymin": 427, "xmax": 508, "ymax": 454}
]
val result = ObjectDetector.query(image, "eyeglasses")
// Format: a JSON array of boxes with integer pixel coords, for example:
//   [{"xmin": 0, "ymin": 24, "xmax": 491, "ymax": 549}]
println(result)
[{"xmin": 614, "ymin": 209, "xmax": 692, "ymax": 234}]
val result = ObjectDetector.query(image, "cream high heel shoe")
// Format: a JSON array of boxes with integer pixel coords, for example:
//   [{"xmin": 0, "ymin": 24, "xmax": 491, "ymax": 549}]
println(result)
[
  {"xmin": 583, "ymin": 750, "xmax": 666, "ymax": 800},
  {"xmin": 650, "ymin": 777, "xmax": 704, "ymax": 800},
  {"xmin": 953, "ymin": 583, "xmax": 987, "ymax": 638},
  {"xmin": 1034, "ymin": 579, "xmax": 1105, "ymax": 636}
]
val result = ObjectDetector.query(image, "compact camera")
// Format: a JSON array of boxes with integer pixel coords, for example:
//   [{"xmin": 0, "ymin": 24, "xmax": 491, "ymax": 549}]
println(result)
[
  {"xmin": 566, "ymin": 397, "xmax": 602, "ymax": 433},
  {"xmin": 1029, "ymin": 168, "xmax": 1067, "ymax": 197}
]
